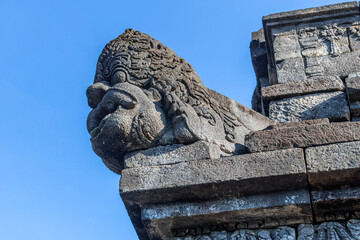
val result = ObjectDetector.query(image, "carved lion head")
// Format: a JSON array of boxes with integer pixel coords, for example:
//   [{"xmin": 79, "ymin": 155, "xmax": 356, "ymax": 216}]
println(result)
[{"xmin": 87, "ymin": 29, "xmax": 241, "ymax": 174}]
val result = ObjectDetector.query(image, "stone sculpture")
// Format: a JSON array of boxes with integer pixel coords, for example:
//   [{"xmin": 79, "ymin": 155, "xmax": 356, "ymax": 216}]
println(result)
[{"xmin": 87, "ymin": 29, "xmax": 271, "ymax": 173}]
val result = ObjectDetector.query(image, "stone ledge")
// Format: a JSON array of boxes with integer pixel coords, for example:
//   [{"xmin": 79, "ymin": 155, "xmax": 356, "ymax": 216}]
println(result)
[
  {"xmin": 262, "ymin": 76, "xmax": 344, "ymax": 101},
  {"xmin": 120, "ymin": 148, "xmax": 306, "ymax": 206},
  {"xmin": 312, "ymin": 187, "xmax": 360, "ymax": 222},
  {"xmin": 141, "ymin": 190, "xmax": 311, "ymax": 240},
  {"xmin": 263, "ymin": 2, "xmax": 359, "ymax": 23},
  {"xmin": 305, "ymin": 141, "xmax": 360, "ymax": 190},
  {"xmin": 245, "ymin": 121, "xmax": 360, "ymax": 153}
]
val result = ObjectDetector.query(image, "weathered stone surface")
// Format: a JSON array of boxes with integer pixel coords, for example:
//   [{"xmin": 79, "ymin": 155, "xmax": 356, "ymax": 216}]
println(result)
[
  {"xmin": 349, "ymin": 24, "xmax": 360, "ymax": 51},
  {"xmin": 276, "ymin": 58, "xmax": 306, "ymax": 84},
  {"xmin": 263, "ymin": 2, "xmax": 360, "ymax": 72},
  {"xmin": 311, "ymin": 187, "xmax": 360, "ymax": 222},
  {"xmin": 272, "ymin": 26, "xmax": 301, "ymax": 61},
  {"xmin": 346, "ymin": 76, "xmax": 360, "ymax": 120},
  {"xmin": 305, "ymin": 141, "xmax": 360, "ymax": 189},
  {"xmin": 172, "ymin": 219, "xmax": 360, "ymax": 240},
  {"xmin": 269, "ymin": 91, "xmax": 350, "ymax": 122},
  {"xmin": 297, "ymin": 220, "xmax": 360, "ymax": 240},
  {"xmin": 346, "ymin": 76, "xmax": 360, "ymax": 103},
  {"xmin": 307, "ymin": 51, "xmax": 360, "ymax": 79},
  {"xmin": 141, "ymin": 190, "xmax": 309, "ymax": 239},
  {"xmin": 253, "ymin": 77, "xmax": 269, "ymax": 114},
  {"xmin": 263, "ymin": 2, "xmax": 359, "ymax": 23},
  {"xmin": 250, "ymin": 29, "xmax": 268, "ymax": 79},
  {"xmin": 86, "ymin": 29, "xmax": 273, "ymax": 174},
  {"xmin": 120, "ymin": 148, "xmax": 306, "ymax": 205},
  {"xmin": 245, "ymin": 121, "xmax": 360, "ymax": 153},
  {"xmin": 124, "ymin": 141, "xmax": 224, "ymax": 168},
  {"xmin": 262, "ymin": 76, "xmax": 344, "ymax": 101}
]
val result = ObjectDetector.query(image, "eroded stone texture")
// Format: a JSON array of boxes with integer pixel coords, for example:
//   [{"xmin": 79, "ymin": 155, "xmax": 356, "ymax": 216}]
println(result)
[
  {"xmin": 124, "ymin": 141, "xmax": 225, "ymax": 168},
  {"xmin": 263, "ymin": 2, "xmax": 360, "ymax": 84},
  {"xmin": 262, "ymin": 76, "xmax": 344, "ymax": 101},
  {"xmin": 269, "ymin": 91, "xmax": 349, "ymax": 122},
  {"xmin": 245, "ymin": 121, "xmax": 360, "ymax": 153},
  {"xmin": 305, "ymin": 141, "xmax": 360, "ymax": 189},
  {"xmin": 346, "ymin": 76, "xmax": 360, "ymax": 119},
  {"xmin": 297, "ymin": 220, "xmax": 360, "ymax": 240},
  {"xmin": 120, "ymin": 148, "xmax": 306, "ymax": 205},
  {"xmin": 172, "ymin": 219, "xmax": 360, "ymax": 240},
  {"xmin": 311, "ymin": 187, "xmax": 360, "ymax": 222},
  {"xmin": 275, "ymin": 58, "xmax": 306, "ymax": 84},
  {"xmin": 86, "ymin": 29, "xmax": 273, "ymax": 174},
  {"xmin": 141, "ymin": 190, "xmax": 309, "ymax": 239}
]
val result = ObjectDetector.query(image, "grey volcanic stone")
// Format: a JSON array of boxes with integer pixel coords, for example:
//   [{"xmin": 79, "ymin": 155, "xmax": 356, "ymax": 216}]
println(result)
[
  {"xmin": 346, "ymin": 76, "xmax": 360, "ymax": 103},
  {"xmin": 262, "ymin": 76, "xmax": 344, "ymax": 101},
  {"xmin": 120, "ymin": 148, "xmax": 306, "ymax": 205},
  {"xmin": 346, "ymin": 76, "xmax": 360, "ymax": 119},
  {"xmin": 272, "ymin": 26, "xmax": 302, "ymax": 61},
  {"xmin": 250, "ymin": 29, "xmax": 268, "ymax": 79},
  {"xmin": 311, "ymin": 187, "xmax": 360, "ymax": 222},
  {"xmin": 276, "ymin": 58, "xmax": 306, "ymax": 84},
  {"xmin": 124, "ymin": 141, "xmax": 224, "ymax": 168},
  {"xmin": 142, "ymin": 190, "xmax": 310, "ymax": 240},
  {"xmin": 308, "ymin": 51, "xmax": 360, "ymax": 79},
  {"xmin": 245, "ymin": 121, "xmax": 360, "ymax": 153},
  {"xmin": 86, "ymin": 29, "xmax": 273, "ymax": 174},
  {"xmin": 269, "ymin": 91, "xmax": 350, "ymax": 122},
  {"xmin": 263, "ymin": 2, "xmax": 359, "ymax": 23},
  {"xmin": 305, "ymin": 141, "xmax": 360, "ymax": 189}
]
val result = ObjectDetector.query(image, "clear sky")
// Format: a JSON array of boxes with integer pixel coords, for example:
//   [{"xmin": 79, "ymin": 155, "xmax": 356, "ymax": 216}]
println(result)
[{"xmin": 0, "ymin": 0, "xmax": 348, "ymax": 239}]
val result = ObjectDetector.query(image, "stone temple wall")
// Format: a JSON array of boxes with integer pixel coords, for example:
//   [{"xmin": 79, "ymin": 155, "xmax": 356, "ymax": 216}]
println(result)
[
  {"xmin": 86, "ymin": 2, "xmax": 360, "ymax": 240},
  {"xmin": 251, "ymin": 2, "xmax": 360, "ymax": 123}
]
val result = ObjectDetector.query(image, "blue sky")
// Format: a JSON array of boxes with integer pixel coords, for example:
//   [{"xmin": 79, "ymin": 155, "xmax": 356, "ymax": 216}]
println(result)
[{"xmin": 0, "ymin": 0, "xmax": 348, "ymax": 239}]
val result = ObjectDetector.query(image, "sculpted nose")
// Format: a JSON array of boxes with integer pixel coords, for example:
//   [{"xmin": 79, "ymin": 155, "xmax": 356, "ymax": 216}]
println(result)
[{"xmin": 86, "ymin": 82, "xmax": 110, "ymax": 108}]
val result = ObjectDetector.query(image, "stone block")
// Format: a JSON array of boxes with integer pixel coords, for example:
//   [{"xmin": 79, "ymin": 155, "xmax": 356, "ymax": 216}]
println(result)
[
  {"xmin": 272, "ymin": 26, "xmax": 302, "ymax": 61},
  {"xmin": 120, "ymin": 148, "xmax": 306, "ymax": 206},
  {"xmin": 276, "ymin": 58, "xmax": 306, "ymax": 84},
  {"xmin": 263, "ymin": 2, "xmax": 360, "ymax": 71},
  {"xmin": 346, "ymin": 76, "xmax": 360, "ymax": 102},
  {"xmin": 262, "ymin": 76, "xmax": 344, "ymax": 101},
  {"xmin": 269, "ymin": 91, "xmax": 350, "ymax": 122},
  {"xmin": 142, "ymin": 190, "xmax": 311, "ymax": 240},
  {"xmin": 310, "ymin": 51, "xmax": 360, "ymax": 79},
  {"xmin": 305, "ymin": 141, "xmax": 360, "ymax": 189},
  {"xmin": 349, "ymin": 24, "xmax": 360, "ymax": 51},
  {"xmin": 250, "ymin": 29, "xmax": 268, "ymax": 79},
  {"xmin": 245, "ymin": 121, "xmax": 360, "ymax": 153},
  {"xmin": 311, "ymin": 187, "xmax": 360, "ymax": 222},
  {"xmin": 350, "ymin": 103, "xmax": 360, "ymax": 119},
  {"xmin": 124, "ymin": 141, "xmax": 224, "ymax": 168},
  {"xmin": 263, "ymin": 2, "xmax": 359, "ymax": 23}
]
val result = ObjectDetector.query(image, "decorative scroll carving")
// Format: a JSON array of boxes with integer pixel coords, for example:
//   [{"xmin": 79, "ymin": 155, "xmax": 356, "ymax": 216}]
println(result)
[
  {"xmin": 86, "ymin": 29, "xmax": 270, "ymax": 174},
  {"xmin": 173, "ymin": 219, "xmax": 360, "ymax": 240}
]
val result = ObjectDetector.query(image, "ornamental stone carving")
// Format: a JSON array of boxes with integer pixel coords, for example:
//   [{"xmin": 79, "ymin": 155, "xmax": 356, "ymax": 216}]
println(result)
[
  {"xmin": 173, "ymin": 219, "xmax": 360, "ymax": 240},
  {"xmin": 86, "ymin": 29, "xmax": 272, "ymax": 174}
]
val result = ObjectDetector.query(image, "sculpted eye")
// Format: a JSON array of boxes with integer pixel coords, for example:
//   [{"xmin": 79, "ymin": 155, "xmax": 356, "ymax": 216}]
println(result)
[
  {"xmin": 120, "ymin": 99, "xmax": 136, "ymax": 109},
  {"xmin": 105, "ymin": 101, "xmax": 116, "ymax": 112}
]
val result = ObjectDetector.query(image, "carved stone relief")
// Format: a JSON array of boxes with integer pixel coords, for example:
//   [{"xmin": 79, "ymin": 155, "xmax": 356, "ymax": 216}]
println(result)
[
  {"xmin": 86, "ymin": 29, "xmax": 272, "ymax": 174},
  {"xmin": 349, "ymin": 23, "xmax": 360, "ymax": 51},
  {"xmin": 173, "ymin": 220, "xmax": 360, "ymax": 240}
]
